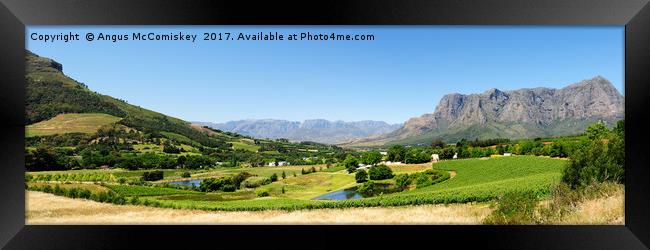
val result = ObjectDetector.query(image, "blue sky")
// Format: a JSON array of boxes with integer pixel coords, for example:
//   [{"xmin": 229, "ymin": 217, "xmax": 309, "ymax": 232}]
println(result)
[{"xmin": 26, "ymin": 26, "xmax": 624, "ymax": 124}]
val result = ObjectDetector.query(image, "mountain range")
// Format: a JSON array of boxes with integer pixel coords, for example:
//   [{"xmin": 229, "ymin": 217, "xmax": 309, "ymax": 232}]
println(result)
[
  {"xmin": 194, "ymin": 119, "xmax": 402, "ymax": 144},
  {"xmin": 26, "ymin": 50, "xmax": 624, "ymax": 148},
  {"xmin": 342, "ymin": 76, "xmax": 624, "ymax": 146}
]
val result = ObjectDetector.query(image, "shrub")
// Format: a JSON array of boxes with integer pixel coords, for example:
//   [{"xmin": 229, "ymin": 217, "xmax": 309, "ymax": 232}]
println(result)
[
  {"xmin": 394, "ymin": 174, "xmax": 412, "ymax": 189},
  {"xmin": 270, "ymin": 173, "xmax": 278, "ymax": 182},
  {"xmin": 181, "ymin": 172, "xmax": 191, "ymax": 178},
  {"xmin": 117, "ymin": 177, "xmax": 127, "ymax": 184},
  {"xmin": 368, "ymin": 165, "xmax": 394, "ymax": 180},
  {"xmin": 240, "ymin": 177, "xmax": 271, "ymax": 188},
  {"xmin": 200, "ymin": 178, "xmax": 236, "ymax": 192},
  {"xmin": 141, "ymin": 171, "xmax": 164, "ymax": 181},
  {"xmin": 281, "ymin": 171, "xmax": 286, "ymax": 179},
  {"xmin": 483, "ymin": 190, "xmax": 540, "ymax": 225},
  {"xmin": 357, "ymin": 181, "xmax": 375, "ymax": 196},
  {"xmin": 355, "ymin": 169, "xmax": 368, "ymax": 183},
  {"xmin": 256, "ymin": 190, "xmax": 270, "ymax": 197},
  {"xmin": 343, "ymin": 155, "xmax": 359, "ymax": 173}
]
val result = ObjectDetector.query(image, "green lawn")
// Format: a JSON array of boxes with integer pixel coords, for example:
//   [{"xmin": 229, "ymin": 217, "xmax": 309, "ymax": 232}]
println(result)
[
  {"xmin": 26, "ymin": 113, "xmax": 121, "ymax": 137},
  {"xmin": 258, "ymin": 172, "xmax": 357, "ymax": 199}
]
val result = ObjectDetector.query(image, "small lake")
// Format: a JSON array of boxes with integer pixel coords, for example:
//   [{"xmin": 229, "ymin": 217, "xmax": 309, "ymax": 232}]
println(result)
[
  {"xmin": 168, "ymin": 179, "xmax": 203, "ymax": 187},
  {"xmin": 313, "ymin": 189, "xmax": 367, "ymax": 200}
]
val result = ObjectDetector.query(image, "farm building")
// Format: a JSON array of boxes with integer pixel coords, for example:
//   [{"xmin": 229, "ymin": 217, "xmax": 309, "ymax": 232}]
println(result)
[
  {"xmin": 357, "ymin": 164, "xmax": 373, "ymax": 170},
  {"xmin": 431, "ymin": 154, "xmax": 440, "ymax": 162},
  {"xmin": 503, "ymin": 153, "xmax": 512, "ymax": 156},
  {"xmin": 267, "ymin": 161, "xmax": 291, "ymax": 167}
]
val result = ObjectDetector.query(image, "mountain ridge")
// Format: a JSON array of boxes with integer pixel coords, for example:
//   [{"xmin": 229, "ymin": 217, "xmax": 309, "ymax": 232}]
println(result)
[
  {"xmin": 342, "ymin": 76, "xmax": 624, "ymax": 146},
  {"xmin": 194, "ymin": 119, "xmax": 402, "ymax": 144}
]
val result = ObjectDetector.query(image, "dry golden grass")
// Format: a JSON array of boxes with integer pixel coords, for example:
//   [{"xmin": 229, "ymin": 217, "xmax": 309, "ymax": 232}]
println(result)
[
  {"xmin": 26, "ymin": 191, "xmax": 491, "ymax": 225},
  {"xmin": 557, "ymin": 187, "xmax": 624, "ymax": 225},
  {"xmin": 26, "ymin": 113, "xmax": 121, "ymax": 137},
  {"xmin": 388, "ymin": 163, "xmax": 431, "ymax": 173}
]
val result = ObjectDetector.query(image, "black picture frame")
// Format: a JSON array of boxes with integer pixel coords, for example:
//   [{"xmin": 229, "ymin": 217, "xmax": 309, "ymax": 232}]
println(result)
[{"xmin": 1, "ymin": 0, "xmax": 649, "ymax": 248}]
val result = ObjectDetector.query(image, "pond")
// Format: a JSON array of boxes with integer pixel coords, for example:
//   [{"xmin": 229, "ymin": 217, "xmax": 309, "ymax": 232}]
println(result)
[
  {"xmin": 168, "ymin": 179, "xmax": 203, "ymax": 187},
  {"xmin": 313, "ymin": 189, "xmax": 368, "ymax": 200}
]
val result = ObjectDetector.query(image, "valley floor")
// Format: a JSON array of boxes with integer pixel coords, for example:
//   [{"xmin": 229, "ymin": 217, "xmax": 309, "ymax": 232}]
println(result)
[{"xmin": 25, "ymin": 191, "xmax": 491, "ymax": 225}]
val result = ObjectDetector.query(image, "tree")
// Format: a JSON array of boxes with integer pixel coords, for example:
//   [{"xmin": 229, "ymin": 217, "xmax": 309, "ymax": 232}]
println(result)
[
  {"xmin": 249, "ymin": 155, "xmax": 265, "ymax": 167},
  {"xmin": 281, "ymin": 171, "xmax": 286, "ymax": 179},
  {"xmin": 394, "ymin": 174, "xmax": 411, "ymax": 189},
  {"xmin": 387, "ymin": 145, "xmax": 406, "ymax": 162},
  {"xmin": 439, "ymin": 147, "xmax": 455, "ymax": 160},
  {"xmin": 162, "ymin": 141, "xmax": 181, "ymax": 154},
  {"xmin": 141, "ymin": 171, "xmax": 164, "ymax": 181},
  {"xmin": 368, "ymin": 165, "xmax": 394, "ymax": 180},
  {"xmin": 343, "ymin": 155, "xmax": 359, "ymax": 173},
  {"xmin": 270, "ymin": 173, "xmax": 278, "ymax": 182},
  {"xmin": 562, "ymin": 121, "xmax": 624, "ymax": 188},
  {"xmin": 361, "ymin": 151, "xmax": 382, "ymax": 165},
  {"xmin": 431, "ymin": 139, "xmax": 445, "ymax": 149},
  {"xmin": 585, "ymin": 121, "xmax": 609, "ymax": 140},
  {"xmin": 355, "ymin": 169, "xmax": 368, "ymax": 183},
  {"xmin": 25, "ymin": 147, "xmax": 68, "ymax": 171}
]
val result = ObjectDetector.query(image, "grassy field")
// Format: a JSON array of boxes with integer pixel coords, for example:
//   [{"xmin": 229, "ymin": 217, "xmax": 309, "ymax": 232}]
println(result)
[
  {"xmin": 25, "ymin": 156, "xmax": 568, "ymax": 212},
  {"xmin": 105, "ymin": 184, "xmax": 202, "ymax": 196},
  {"xmin": 26, "ymin": 113, "xmax": 121, "ymax": 137},
  {"xmin": 259, "ymin": 172, "xmax": 356, "ymax": 199},
  {"xmin": 190, "ymin": 165, "xmax": 329, "ymax": 179},
  {"xmin": 231, "ymin": 141, "xmax": 260, "ymax": 152}
]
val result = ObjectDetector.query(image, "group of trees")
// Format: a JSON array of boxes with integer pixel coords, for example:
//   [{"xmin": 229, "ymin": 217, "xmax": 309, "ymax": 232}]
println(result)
[
  {"xmin": 562, "ymin": 120, "xmax": 624, "ymax": 188},
  {"xmin": 199, "ymin": 172, "xmax": 254, "ymax": 192},
  {"xmin": 354, "ymin": 165, "xmax": 394, "ymax": 183},
  {"xmin": 387, "ymin": 145, "xmax": 432, "ymax": 164}
]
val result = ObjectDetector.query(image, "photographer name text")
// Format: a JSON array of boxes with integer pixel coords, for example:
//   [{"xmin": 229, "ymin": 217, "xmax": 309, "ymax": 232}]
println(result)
[{"xmin": 30, "ymin": 31, "xmax": 376, "ymax": 43}]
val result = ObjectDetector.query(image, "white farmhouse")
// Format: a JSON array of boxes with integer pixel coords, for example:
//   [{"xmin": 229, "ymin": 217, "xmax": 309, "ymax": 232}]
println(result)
[{"xmin": 431, "ymin": 154, "xmax": 440, "ymax": 162}]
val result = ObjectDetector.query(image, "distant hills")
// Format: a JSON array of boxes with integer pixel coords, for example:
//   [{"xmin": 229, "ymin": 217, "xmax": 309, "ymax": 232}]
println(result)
[
  {"xmin": 195, "ymin": 119, "xmax": 402, "ymax": 144},
  {"xmin": 343, "ymin": 76, "xmax": 624, "ymax": 146},
  {"xmin": 26, "ymin": 50, "xmax": 624, "ymax": 148}
]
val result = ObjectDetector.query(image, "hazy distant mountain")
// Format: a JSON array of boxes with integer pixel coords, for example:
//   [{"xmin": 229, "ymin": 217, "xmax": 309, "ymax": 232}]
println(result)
[
  {"xmin": 343, "ymin": 76, "xmax": 624, "ymax": 146},
  {"xmin": 195, "ymin": 119, "xmax": 402, "ymax": 144}
]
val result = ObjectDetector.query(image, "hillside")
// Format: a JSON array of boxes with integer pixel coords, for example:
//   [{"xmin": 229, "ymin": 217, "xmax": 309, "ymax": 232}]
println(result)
[
  {"xmin": 25, "ymin": 50, "xmax": 231, "ymax": 148},
  {"xmin": 343, "ymin": 76, "xmax": 624, "ymax": 146},
  {"xmin": 25, "ymin": 51, "xmax": 348, "ymax": 170},
  {"xmin": 196, "ymin": 119, "xmax": 401, "ymax": 144},
  {"xmin": 26, "ymin": 113, "xmax": 122, "ymax": 137}
]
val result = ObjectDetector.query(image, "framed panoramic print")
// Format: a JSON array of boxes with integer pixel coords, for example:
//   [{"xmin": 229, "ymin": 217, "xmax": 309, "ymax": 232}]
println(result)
[{"xmin": 0, "ymin": 0, "xmax": 649, "ymax": 248}]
